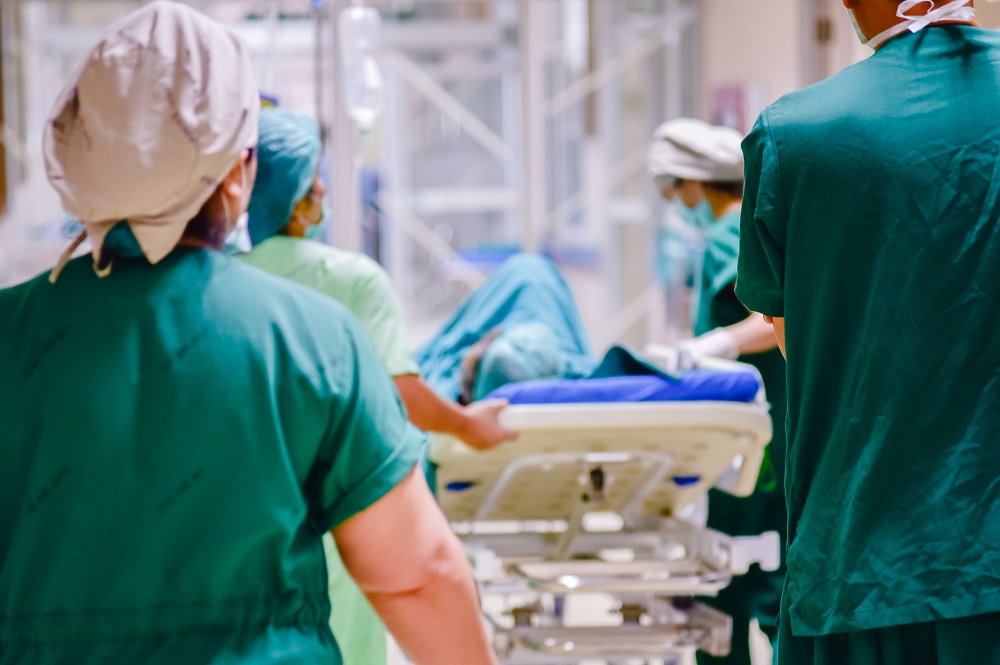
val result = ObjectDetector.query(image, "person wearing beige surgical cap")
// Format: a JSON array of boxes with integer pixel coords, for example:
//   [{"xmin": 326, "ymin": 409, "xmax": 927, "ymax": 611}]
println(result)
[{"xmin": 0, "ymin": 3, "xmax": 498, "ymax": 665}]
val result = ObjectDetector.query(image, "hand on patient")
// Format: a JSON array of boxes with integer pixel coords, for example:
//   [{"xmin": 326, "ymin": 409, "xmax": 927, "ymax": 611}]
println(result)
[
  {"xmin": 459, "ymin": 398, "xmax": 519, "ymax": 451},
  {"xmin": 393, "ymin": 374, "xmax": 518, "ymax": 451}
]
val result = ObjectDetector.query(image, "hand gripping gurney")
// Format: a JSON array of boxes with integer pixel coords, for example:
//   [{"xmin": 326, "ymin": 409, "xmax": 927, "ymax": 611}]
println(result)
[{"xmin": 429, "ymin": 351, "xmax": 780, "ymax": 664}]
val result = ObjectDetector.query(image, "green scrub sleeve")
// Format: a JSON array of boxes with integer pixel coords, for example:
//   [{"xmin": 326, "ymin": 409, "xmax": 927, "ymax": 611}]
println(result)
[
  {"xmin": 350, "ymin": 266, "xmax": 421, "ymax": 378},
  {"xmin": 306, "ymin": 316, "xmax": 426, "ymax": 533},
  {"xmin": 736, "ymin": 111, "xmax": 788, "ymax": 318}
]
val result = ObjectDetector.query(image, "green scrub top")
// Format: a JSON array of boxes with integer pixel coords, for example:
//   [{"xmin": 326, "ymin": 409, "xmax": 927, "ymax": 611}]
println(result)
[
  {"xmin": 694, "ymin": 211, "xmax": 787, "ymax": 665},
  {"xmin": 737, "ymin": 25, "xmax": 1000, "ymax": 637},
  {"xmin": 240, "ymin": 237, "xmax": 420, "ymax": 377},
  {"xmin": 0, "ymin": 249, "xmax": 425, "ymax": 664}
]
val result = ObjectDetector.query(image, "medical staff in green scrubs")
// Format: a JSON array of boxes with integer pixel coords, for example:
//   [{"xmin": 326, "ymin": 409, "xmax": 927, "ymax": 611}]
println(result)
[
  {"xmin": 241, "ymin": 108, "xmax": 515, "ymax": 453},
  {"xmin": 649, "ymin": 118, "xmax": 787, "ymax": 665},
  {"xmin": 0, "ymin": 5, "xmax": 498, "ymax": 664},
  {"xmin": 239, "ymin": 108, "xmax": 515, "ymax": 665},
  {"xmin": 737, "ymin": 2, "xmax": 1000, "ymax": 664}
]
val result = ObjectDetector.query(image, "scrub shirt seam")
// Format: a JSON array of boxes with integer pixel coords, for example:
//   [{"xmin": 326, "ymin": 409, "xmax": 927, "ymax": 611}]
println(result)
[
  {"xmin": 845, "ymin": 586, "xmax": 1000, "ymax": 623},
  {"xmin": 0, "ymin": 592, "xmax": 334, "ymax": 646},
  {"xmin": 0, "ymin": 592, "xmax": 333, "ymax": 620},
  {"xmin": 790, "ymin": 579, "xmax": 1000, "ymax": 635}
]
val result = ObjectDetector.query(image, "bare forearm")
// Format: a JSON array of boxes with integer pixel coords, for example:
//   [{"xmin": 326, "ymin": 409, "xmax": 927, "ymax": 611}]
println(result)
[
  {"xmin": 334, "ymin": 469, "xmax": 499, "ymax": 664},
  {"xmin": 767, "ymin": 316, "xmax": 786, "ymax": 357},
  {"xmin": 726, "ymin": 312, "xmax": 779, "ymax": 355},
  {"xmin": 394, "ymin": 374, "xmax": 517, "ymax": 450},
  {"xmin": 394, "ymin": 374, "xmax": 468, "ymax": 437},
  {"xmin": 363, "ymin": 541, "xmax": 498, "ymax": 665}
]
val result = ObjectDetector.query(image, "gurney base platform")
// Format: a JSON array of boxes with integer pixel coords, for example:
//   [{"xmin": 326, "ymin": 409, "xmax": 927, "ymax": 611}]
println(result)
[{"xmin": 493, "ymin": 599, "xmax": 732, "ymax": 663}]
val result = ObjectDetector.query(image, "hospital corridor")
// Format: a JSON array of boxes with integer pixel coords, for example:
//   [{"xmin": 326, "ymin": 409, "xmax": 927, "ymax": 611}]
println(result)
[{"xmin": 3, "ymin": 1, "xmax": 1000, "ymax": 665}]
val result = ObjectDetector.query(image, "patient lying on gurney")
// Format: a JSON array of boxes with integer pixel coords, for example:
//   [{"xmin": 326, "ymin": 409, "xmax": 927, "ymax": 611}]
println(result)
[
  {"xmin": 418, "ymin": 253, "xmax": 596, "ymax": 404},
  {"xmin": 417, "ymin": 253, "xmax": 760, "ymax": 407}
]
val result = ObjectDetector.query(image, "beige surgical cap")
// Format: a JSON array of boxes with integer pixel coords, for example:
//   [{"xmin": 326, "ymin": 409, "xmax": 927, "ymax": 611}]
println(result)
[
  {"xmin": 44, "ymin": 0, "xmax": 259, "ymax": 273},
  {"xmin": 647, "ymin": 118, "xmax": 744, "ymax": 183}
]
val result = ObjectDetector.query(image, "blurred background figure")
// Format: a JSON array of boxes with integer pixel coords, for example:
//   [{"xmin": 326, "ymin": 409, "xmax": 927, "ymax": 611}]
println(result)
[{"xmin": 649, "ymin": 117, "xmax": 787, "ymax": 665}]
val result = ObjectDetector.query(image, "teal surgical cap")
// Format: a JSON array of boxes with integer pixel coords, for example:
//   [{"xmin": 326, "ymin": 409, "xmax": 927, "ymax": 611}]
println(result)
[
  {"xmin": 474, "ymin": 322, "xmax": 568, "ymax": 400},
  {"xmin": 247, "ymin": 107, "xmax": 322, "ymax": 246}
]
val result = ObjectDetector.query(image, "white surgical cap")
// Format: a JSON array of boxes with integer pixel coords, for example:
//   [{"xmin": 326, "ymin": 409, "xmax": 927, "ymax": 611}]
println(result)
[
  {"xmin": 647, "ymin": 118, "xmax": 744, "ymax": 183},
  {"xmin": 44, "ymin": 0, "xmax": 259, "ymax": 274}
]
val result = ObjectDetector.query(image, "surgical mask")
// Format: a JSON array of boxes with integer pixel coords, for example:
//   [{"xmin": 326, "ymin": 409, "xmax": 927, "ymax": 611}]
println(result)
[
  {"xmin": 223, "ymin": 212, "xmax": 252, "ymax": 254},
  {"xmin": 850, "ymin": 0, "xmax": 974, "ymax": 51},
  {"xmin": 671, "ymin": 200, "xmax": 715, "ymax": 231}
]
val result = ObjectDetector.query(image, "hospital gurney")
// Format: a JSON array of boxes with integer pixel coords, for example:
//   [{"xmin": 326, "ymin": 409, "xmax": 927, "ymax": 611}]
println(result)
[{"xmin": 429, "ymin": 352, "xmax": 780, "ymax": 664}]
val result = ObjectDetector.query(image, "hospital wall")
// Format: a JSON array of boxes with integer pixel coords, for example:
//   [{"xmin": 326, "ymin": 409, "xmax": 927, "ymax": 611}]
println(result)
[
  {"xmin": 700, "ymin": 0, "xmax": 804, "ymax": 131},
  {"xmin": 979, "ymin": 2, "xmax": 1000, "ymax": 27},
  {"xmin": 701, "ymin": 0, "xmax": 1000, "ymax": 131}
]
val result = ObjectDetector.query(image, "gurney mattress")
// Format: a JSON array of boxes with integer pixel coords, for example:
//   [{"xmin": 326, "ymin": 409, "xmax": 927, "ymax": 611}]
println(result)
[{"xmin": 486, "ymin": 370, "xmax": 760, "ymax": 405}]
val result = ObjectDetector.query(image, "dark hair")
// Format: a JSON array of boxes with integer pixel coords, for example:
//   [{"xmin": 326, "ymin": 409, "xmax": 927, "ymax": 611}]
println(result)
[
  {"xmin": 705, "ymin": 180, "xmax": 744, "ymax": 199},
  {"xmin": 181, "ymin": 187, "xmax": 228, "ymax": 247}
]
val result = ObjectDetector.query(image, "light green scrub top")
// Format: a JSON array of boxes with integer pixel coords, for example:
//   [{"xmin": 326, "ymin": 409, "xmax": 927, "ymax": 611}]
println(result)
[
  {"xmin": 0, "ymin": 249, "xmax": 425, "ymax": 664},
  {"xmin": 240, "ymin": 236, "xmax": 415, "ymax": 665},
  {"xmin": 737, "ymin": 25, "xmax": 1000, "ymax": 637},
  {"xmin": 240, "ymin": 236, "xmax": 419, "ymax": 377}
]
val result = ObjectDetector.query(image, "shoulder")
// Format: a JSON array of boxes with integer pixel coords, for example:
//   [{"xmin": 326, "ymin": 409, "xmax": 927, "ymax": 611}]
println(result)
[
  {"xmin": 0, "ymin": 268, "xmax": 53, "ymax": 331},
  {"xmin": 743, "ymin": 60, "xmax": 875, "ymax": 179},
  {"xmin": 223, "ymin": 252, "xmax": 358, "ymax": 324},
  {"xmin": 705, "ymin": 212, "xmax": 741, "ymax": 256},
  {"xmin": 267, "ymin": 239, "xmax": 387, "ymax": 282},
  {"xmin": 709, "ymin": 211, "xmax": 742, "ymax": 241},
  {"xmin": 311, "ymin": 243, "xmax": 387, "ymax": 281},
  {"xmin": 300, "ymin": 243, "xmax": 395, "ymax": 303}
]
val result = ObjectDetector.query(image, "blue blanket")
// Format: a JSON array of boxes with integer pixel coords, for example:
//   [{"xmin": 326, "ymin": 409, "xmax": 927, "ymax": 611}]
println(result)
[{"xmin": 486, "ymin": 370, "xmax": 760, "ymax": 405}]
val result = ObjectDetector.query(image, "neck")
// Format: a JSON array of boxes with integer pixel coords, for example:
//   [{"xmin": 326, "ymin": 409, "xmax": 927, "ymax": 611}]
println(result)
[
  {"xmin": 176, "ymin": 237, "xmax": 220, "ymax": 251},
  {"xmin": 704, "ymin": 189, "xmax": 742, "ymax": 220},
  {"xmin": 859, "ymin": 0, "xmax": 977, "ymax": 50},
  {"xmin": 180, "ymin": 189, "xmax": 230, "ymax": 250}
]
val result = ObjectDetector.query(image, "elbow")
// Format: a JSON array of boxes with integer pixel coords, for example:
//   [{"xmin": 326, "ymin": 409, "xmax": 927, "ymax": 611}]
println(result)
[
  {"xmin": 356, "ymin": 532, "xmax": 471, "ymax": 598},
  {"xmin": 403, "ymin": 536, "xmax": 470, "ymax": 594}
]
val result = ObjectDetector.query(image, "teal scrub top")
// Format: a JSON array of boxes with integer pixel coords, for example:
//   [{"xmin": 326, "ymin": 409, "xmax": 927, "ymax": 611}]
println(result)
[
  {"xmin": 694, "ymin": 211, "xmax": 748, "ymax": 338},
  {"xmin": 416, "ymin": 254, "xmax": 596, "ymax": 401},
  {"xmin": 0, "ymin": 249, "xmax": 425, "ymax": 664},
  {"xmin": 694, "ymin": 209, "xmax": 787, "ymax": 479},
  {"xmin": 694, "ymin": 211, "xmax": 787, "ymax": 665},
  {"xmin": 737, "ymin": 25, "xmax": 1000, "ymax": 637}
]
